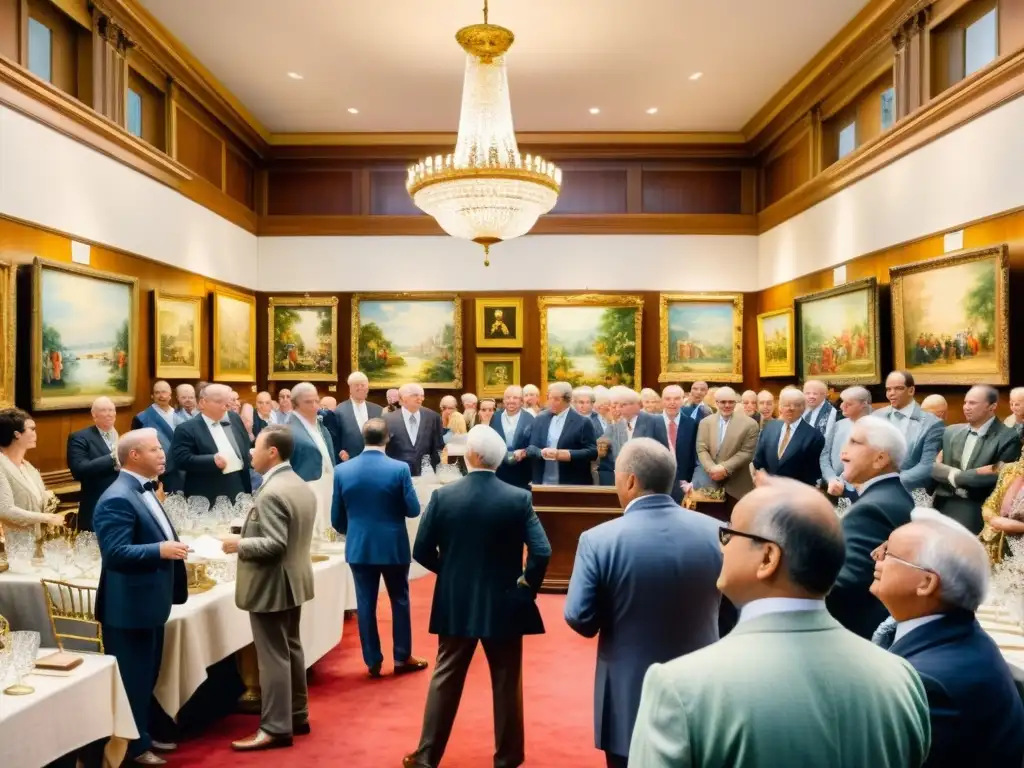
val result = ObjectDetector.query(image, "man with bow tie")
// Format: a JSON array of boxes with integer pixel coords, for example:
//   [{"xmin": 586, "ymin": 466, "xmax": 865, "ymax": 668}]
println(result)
[{"xmin": 94, "ymin": 429, "xmax": 188, "ymax": 766}]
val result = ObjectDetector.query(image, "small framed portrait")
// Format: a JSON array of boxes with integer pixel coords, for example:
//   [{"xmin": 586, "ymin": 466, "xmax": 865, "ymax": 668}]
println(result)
[
  {"xmin": 756, "ymin": 308, "xmax": 795, "ymax": 378},
  {"xmin": 154, "ymin": 293, "xmax": 203, "ymax": 380},
  {"xmin": 475, "ymin": 297, "xmax": 524, "ymax": 348},
  {"xmin": 476, "ymin": 354, "xmax": 521, "ymax": 398}
]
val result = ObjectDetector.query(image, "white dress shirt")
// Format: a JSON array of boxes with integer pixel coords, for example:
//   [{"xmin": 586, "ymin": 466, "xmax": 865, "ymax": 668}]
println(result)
[
  {"xmin": 543, "ymin": 408, "xmax": 570, "ymax": 485},
  {"xmin": 122, "ymin": 469, "xmax": 174, "ymax": 541},
  {"xmin": 203, "ymin": 414, "xmax": 239, "ymax": 457},
  {"xmin": 717, "ymin": 416, "xmax": 731, "ymax": 447},
  {"xmin": 961, "ymin": 416, "xmax": 996, "ymax": 469},
  {"xmin": 776, "ymin": 418, "xmax": 803, "ymax": 455},
  {"xmin": 857, "ymin": 471, "xmax": 901, "ymax": 494},
  {"xmin": 259, "ymin": 461, "xmax": 292, "ymax": 487},
  {"xmin": 154, "ymin": 405, "xmax": 177, "ymax": 430},
  {"xmin": 352, "ymin": 400, "xmax": 369, "ymax": 430},
  {"xmin": 297, "ymin": 413, "xmax": 332, "ymax": 468},
  {"xmin": 501, "ymin": 410, "xmax": 521, "ymax": 448},
  {"xmin": 737, "ymin": 598, "xmax": 826, "ymax": 626},
  {"xmin": 894, "ymin": 614, "xmax": 944, "ymax": 644},
  {"xmin": 893, "ymin": 402, "xmax": 917, "ymax": 437},
  {"xmin": 804, "ymin": 403, "xmax": 824, "ymax": 425}
]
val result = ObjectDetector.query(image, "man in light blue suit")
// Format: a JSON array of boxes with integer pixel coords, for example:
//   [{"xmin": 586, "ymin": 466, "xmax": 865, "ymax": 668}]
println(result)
[
  {"xmin": 489, "ymin": 385, "xmax": 534, "ymax": 489},
  {"xmin": 875, "ymin": 371, "xmax": 944, "ymax": 495},
  {"xmin": 565, "ymin": 438, "xmax": 723, "ymax": 768},
  {"xmin": 132, "ymin": 380, "xmax": 183, "ymax": 492},
  {"xmin": 331, "ymin": 417, "xmax": 428, "ymax": 678},
  {"xmin": 820, "ymin": 385, "xmax": 873, "ymax": 504}
]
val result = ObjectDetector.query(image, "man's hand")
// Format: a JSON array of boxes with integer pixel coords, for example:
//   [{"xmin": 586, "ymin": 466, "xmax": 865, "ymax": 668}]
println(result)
[
  {"xmin": 556, "ymin": 449, "xmax": 571, "ymax": 462},
  {"xmin": 596, "ymin": 437, "xmax": 610, "ymax": 458},
  {"xmin": 709, "ymin": 465, "xmax": 727, "ymax": 482},
  {"xmin": 159, "ymin": 542, "xmax": 190, "ymax": 560},
  {"xmin": 540, "ymin": 447, "xmax": 558, "ymax": 460},
  {"xmin": 753, "ymin": 470, "xmax": 770, "ymax": 487},
  {"xmin": 513, "ymin": 449, "xmax": 526, "ymax": 462},
  {"xmin": 220, "ymin": 534, "xmax": 241, "ymax": 554},
  {"xmin": 214, "ymin": 453, "xmax": 228, "ymax": 470},
  {"xmin": 340, "ymin": 450, "xmax": 350, "ymax": 462},
  {"xmin": 827, "ymin": 478, "xmax": 846, "ymax": 496}
]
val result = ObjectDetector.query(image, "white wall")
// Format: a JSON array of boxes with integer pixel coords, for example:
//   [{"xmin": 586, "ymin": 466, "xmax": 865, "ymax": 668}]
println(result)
[
  {"xmin": 0, "ymin": 105, "xmax": 258, "ymax": 287},
  {"xmin": 759, "ymin": 92, "xmax": 1024, "ymax": 288}
]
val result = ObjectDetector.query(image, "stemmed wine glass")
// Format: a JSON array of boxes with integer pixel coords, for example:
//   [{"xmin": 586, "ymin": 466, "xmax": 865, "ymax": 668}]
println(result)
[{"xmin": 4, "ymin": 631, "xmax": 40, "ymax": 696}]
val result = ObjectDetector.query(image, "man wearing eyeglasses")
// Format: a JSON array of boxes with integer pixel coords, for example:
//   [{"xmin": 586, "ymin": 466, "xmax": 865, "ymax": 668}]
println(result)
[
  {"xmin": 694, "ymin": 387, "xmax": 760, "ymax": 512},
  {"xmin": 870, "ymin": 509, "xmax": 1024, "ymax": 768},
  {"xmin": 628, "ymin": 476, "xmax": 930, "ymax": 768}
]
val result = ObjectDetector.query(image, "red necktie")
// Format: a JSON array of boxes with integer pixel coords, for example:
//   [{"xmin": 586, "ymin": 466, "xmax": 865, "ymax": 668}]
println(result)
[{"xmin": 668, "ymin": 419, "xmax": 677, "ymax": 450}]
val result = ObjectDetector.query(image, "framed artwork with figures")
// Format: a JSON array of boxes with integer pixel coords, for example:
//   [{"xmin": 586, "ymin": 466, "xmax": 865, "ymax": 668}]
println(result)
[
  {"xmin": 795, "ymin": 278, "xmax": 880, "ymax": 386},
  {"xmin": 477, "ymin": 354, "xmax": 521, "ymax": 398},
  {"xmin": 756, "ymin": 308, "xmax": 795, "ymax": 378},
  {"xmin": 212, "ymin": 288, "xmax": 256, "ymax": 382},
  {"xmin": 154, "ymin": 293, "xmax": 202, "ymax": 379},
  {"xmin": 658, "ymin": 293, "xmax": 743, "ymax": 383},
  {"xmin": 268, "ymin": 295, "xmax": 339, "ymax": 382},
  {"xmin": 475, "ymin": 297, "xmax": 523, "ymax": 348}
]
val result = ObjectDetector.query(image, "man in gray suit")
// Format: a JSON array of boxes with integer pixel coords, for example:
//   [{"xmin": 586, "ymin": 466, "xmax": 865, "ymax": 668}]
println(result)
[
  {"xmin": 334, "ymin": 371, "xmax": 383, "ymax": 462},
  {"xmin": 875, "ymin": 371, "xmax": 944, "ymax": 498},
  {"xmin": 222, "ymin": 425, "xmax": 316, "ymax": 751},
  {"xmin": 566, "ymin": 438, "xmax": 722, "ymax": 768},
  {"xmin": 596, "ymin": 387, "xmax": 669, "ymax": 485},
  {"xmin": 820, "ymin": 385, "xmax": 873, "ymax": 504}
]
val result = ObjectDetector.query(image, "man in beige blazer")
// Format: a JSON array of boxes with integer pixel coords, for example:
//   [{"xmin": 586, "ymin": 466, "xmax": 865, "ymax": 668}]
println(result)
[
  {"xmin": 695, "ymin": 387, "xmax": 760, "ymax": 509},
  {"xmin": 222, "ymin": 425, "xmax": 317, "ymax": 752},
  {"xmin": 628, "ymin": 477, "xmax": 930, "ymax": 768}
]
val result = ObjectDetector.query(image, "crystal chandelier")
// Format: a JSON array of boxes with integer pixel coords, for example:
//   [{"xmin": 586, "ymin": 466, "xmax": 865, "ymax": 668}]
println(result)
[{"xmin": 407, "ymin": 1, "xmax": 561, "ymax": 266}]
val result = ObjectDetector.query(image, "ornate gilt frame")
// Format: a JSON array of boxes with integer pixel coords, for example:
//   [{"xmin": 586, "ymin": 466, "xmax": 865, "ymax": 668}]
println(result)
[
  {"xmin": 538, "ymin": 294, "xmax": 643, "ymax": 395},
  {"xmin": 0, "ymin": 261, "xmax": 15, "ymax": 408},
  {"xmin": 351, "ymin": 293, "xmax": 463, "ymax": 389},
  {"xmin": 889, "ymin": 245, "xmax": 1010, "ymax": 385},
  {"xmin": 153, "ymin": 292, "xmax": 203, "ymax": 380},
  {"xmin": 475, "ymin": 297, "xmax": 524, "ymax": 349},
  {"xmin": 794, "ymin": 277, "xmax": 881, "ymax": 386},
  {"xmin": 32, "ymin": 258, "xmax": 139, "ymax": 411},
  {"xmin": 211, "ymin": 287, "xmax": 257, "ymax": 382},
  {"xmin": 658, "ymin": 292, "xmax": 744, "ymax": 384},
  {"xmin": 267, "ymin": 295, "xmax": 340, "ymax": 382},
  {"xmin": 756, "ymin": 307, "xmax": 796, "ymax": 378},
  {"xmin": 476, "ymin": 353, "xmax": 522, "ymax": 398}
]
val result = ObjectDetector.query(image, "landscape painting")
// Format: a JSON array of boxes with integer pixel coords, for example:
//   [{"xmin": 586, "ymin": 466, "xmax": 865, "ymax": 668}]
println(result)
[
  {"xmin": 212, "ymin": 289, "xmax": 256, "ymax": 382},
  {"xmin": 539, "ymin": 295, "xmax": 643, "ymax": 393},
  {"xmin": 268, "ymin": 296, "xmax": 339, "ymax": 382},
  {"xmin": 352, "ymin": 294, "xmax": 463, "ymax": 389},
  {"xmin": 659, "ymin": 293, "xmax": 743, "ymax": 383},
  {"xmin": 154, "ymin": 293, "xmax": 202, "ymax": 379},
  {"xmin": 33, "ymin": 259, "xmax": 138, "ymax": 411},
  {"xmin": 890, "ymin": 245, "xmax": 1009, "ymax": 385},
  {"xmin": 477, "ymin": 354, "xmax": 521, "ymax": 398},
  {"xmin": 795, "ymin": 278, "xmax": 880, "ymax": 386},
  {"xmin": 757, "ymin": 308, "xmax": 795, "ymax": 378},
  {"xmin": 475, "ymin": 297, "xmax": 524, "ymax": 348}
]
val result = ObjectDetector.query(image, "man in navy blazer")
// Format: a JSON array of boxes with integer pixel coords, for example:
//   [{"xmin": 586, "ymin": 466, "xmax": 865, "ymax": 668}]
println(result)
[
  {"xmin": 527, "ymin": 381, "xmax": 597, "ymax": 486},
  {"xmin": 680, "ymin": 381, "xmax": 712, "ymax": 425},
  {"xmin": 489, "ymin": 384, "xmax": 534, "ymax": 489},
  {"xmin": 334, "ymin": 371, "xmax": 384, "ymax": 462},
  {"xmin": 871, "ymin": 509, "xmax": 1024, "ymax": 768},
  {"xmin": 132, "ymin": 380, "xmax": 183, "ymax": 493},
  {"xmin": 753, "ymin": 388, "xmax": 825, "ymax": 487},
  {"xmin": 67, "ymin": 396, "xmax": 121, "ymax": 531},
  {"xmin": 385, "ymin": 383, "xmax": 445, "ymax": 476},
  {"xmin": 661, "ymin": 385, "xmax": 697, "ymax": 503},
  {"xmin": 94, "ymin": 429, "xmax": 188, "ymax": 765},
  {"xmin": 332, "ymin": 418, "xmax": 426, "ymax": 678},
  {"xmin": 565, "ymin": 438, "xmax": 723, "ymax": 768}
]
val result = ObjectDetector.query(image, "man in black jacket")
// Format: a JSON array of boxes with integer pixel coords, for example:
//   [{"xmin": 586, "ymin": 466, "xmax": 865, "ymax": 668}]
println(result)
[
  {"xmin": 384, "ymin": 383, "xmax": 444, "ymax": 476},
  {"xmin": 753, "ymin": 388, "xmax": 825, "ymax": 487},
  {"xmin": 405, "ymin": 426, "xmax": 551, "ymax": 768},
  {"xmin": 67, "ymin": 396, "xmax": 121, "ymax": 531}
]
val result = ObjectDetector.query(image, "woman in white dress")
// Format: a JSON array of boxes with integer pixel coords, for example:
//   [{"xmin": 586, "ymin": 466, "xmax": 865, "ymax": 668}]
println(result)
[{"xmin": 0, "ymin": 408, "xmax": 65, "ymax": 528}]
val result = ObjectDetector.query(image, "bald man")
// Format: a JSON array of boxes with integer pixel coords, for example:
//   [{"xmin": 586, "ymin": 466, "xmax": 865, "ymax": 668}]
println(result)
[
  {"xmin": 132, "ymin": 380, "xmax": 183, "ymax": 493},
  {"xmin": 67, "ymin": 396, "xmax": 121, "ymax": 531}
]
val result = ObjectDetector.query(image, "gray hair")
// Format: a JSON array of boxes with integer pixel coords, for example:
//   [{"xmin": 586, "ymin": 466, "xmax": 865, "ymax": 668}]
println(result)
[
  {"xmin": 715, "ymin": 386, "xmax": 738, "ymax": 402},
  {"xmin": 466, "ymin": 424, "xmax": 507, "ymax": 470},
  {"xmin": 203, "ymin": 383, "xmax": 232, "ymax": 403},
  {"xmin": 909, "ymin": 508, "xmax": 989, "ymax": 612},
  {"xmin": 291, "ymin": 382, "xmax": 319, "ymax": 403},
  {"xmin": 399, "ymin": 382, "xmax": 424, "ymax": 397},
  {"xmin": 523, "ymin": 384, "xmax": 540, "ymax": 397},
  {"xmin": 175, "ymin": 383, "xmax": 195, "ymax": 398},
  {"xmin": 117, "ymin": 428, "xmax": 158, "ymax": 465},
  {"xmin": 91, "ymin": 396, "xmax": 115, "ymax": 414},
  {"xmin": 616, "ymin": 438, "xmax": 677, "ymax": 495},
  {"xmin": 640, "ymin": 388, "xmax": 660, "ymax": 400},
  {"xmin": 573, "ymin": 386, "xmax": 595, "ymax": 404},
  {"xmin": 855, "ymin": 415, "xmax": 908, "ymax": 469},
  {"xmin": 504, "ymin": 385, "xmax": 523, "ymax": 399},
  {"xmin": 662, "ymin": 384, "xmax": 684, "ymax": 398},
  {"xmin": 841, "ymin": 386, "xmax": 872, "ymax": 408},
  {"xmin": 548, "ymin": 381, "xmax": 572, "ymax": 401},
  {"xmin": 347, "ymin": 371, "xmax": 369, "ymax": 386},
  {"xmin": 610, "ymin": 386, "xmax": 640, "ymax": 404},
  {"xmin": 461, "ymin": 393, "xmax": 478, "ymax": 406},
  {"xmin": 779, "ymin": 388, "xmax": 806, "ymax": 407},
  {"xmin": 1011, "ymin": 387, "xmax": 1024, "ymax": 400},
  {"xmin": 440, "ymin": 395, "xmax": 458, "ymax": 408},
  {"xmin": 921, "ymin": 393, "xmax": 947, "ymax": 411}
]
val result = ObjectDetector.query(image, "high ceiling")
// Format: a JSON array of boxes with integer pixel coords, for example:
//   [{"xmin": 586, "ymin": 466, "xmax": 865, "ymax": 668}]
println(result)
[{"xmin": 138, "ymin": 0, "xmax": 870, "ymax": 134}]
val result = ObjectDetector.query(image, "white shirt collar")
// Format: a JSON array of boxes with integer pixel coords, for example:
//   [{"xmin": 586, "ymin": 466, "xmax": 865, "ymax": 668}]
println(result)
[
  {"xmin": 402, "ymin": 407, "xmax": 420, "ymax": 422},
  {"xmin": 202, "ymin": 413, "xmax": 225, "ymax": 427},
  {"xmin": 363, "ymin": 445, "xmax": 385, "ymax": 453},
  {"xmin": 550, "ymin": 407, "xmax": 569, "ymax": 424},
  {"xmin": 858, "ymin": 471, "xmax": 901, "ymax": 494},
  {"xmin": 296, "ymin": 411, "xmax": 319, "ymax": 428},
  {"xmin": 154, "ymin": 403, "xmax": 174, "ymax": 414},
  {"xmin": 971, "ymin": 416, "xmax": 997, "ymax": 437},
  {"xmin": 737, "ymin": 598, "xmax": 827, "ymax": 626},
  {"xmin": 260, "ymin": 461, "xmax": 292, "ymax": 483},
  {"xmin": 663, "ymin": 411, "xmax": 680, "ymax": 425},
  {"xmin": 122, "ymin": 468, "xmax": 156, "ymax": 486},
  {"xmin": 468, "ymin": 466, "xmax": 496, "ymax": 474},
  {"xmin": 897, "ymin": 401, "xmax": 917, "ymax": 419},
  {"xmin": 894, "ymin": 614, "xmax": 944, "ymax": 644}
]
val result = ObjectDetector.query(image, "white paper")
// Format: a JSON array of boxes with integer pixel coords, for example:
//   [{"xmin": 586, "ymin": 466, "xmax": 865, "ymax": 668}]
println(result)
[
  {"xmin": 187, "ymin": 534, "xmax": 231, "ymax": 560},
  {"xmin": 70, "ymin": 240, "xmax": 91, "ymax": 264},
  {"xmin": 944, "ymin": 230, "xmax": 964, "ymax": 252},
  {"xmin": 221, "ymin": 452, "xmax": 243, "ymax": 474},
  {"xmin": 445, "ymin": 434, "xmax": 468, "ymax": 456}
]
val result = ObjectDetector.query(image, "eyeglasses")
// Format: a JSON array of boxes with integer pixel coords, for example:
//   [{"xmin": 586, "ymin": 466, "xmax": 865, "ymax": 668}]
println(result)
[
  {"xmin": 718, "ymin": 526, "xmax": 776, "ymax": 547},
  {"xmin": 872, "ymin": 543, "xmax": 934, "ymax": 573}
]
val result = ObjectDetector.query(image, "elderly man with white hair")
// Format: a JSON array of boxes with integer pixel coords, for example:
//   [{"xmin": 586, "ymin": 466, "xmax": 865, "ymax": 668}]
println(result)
[
  {"xmin": 820, "ymin": 386, "xmax": 874, "ymax": 507},
  {"xmin": 171, "ymin": 383, "xmax": 252, "ymax": 505},
  {"xmin": 754, "ymin": 387, "xmax": 825, "ymax": 487},
  {"xmin": 802, "ymin": 379, "xmax": 837, "ymax": 437},
  {"xmin": 272, "ymin": 389, "xmax": 294, "ymax": 424},
  {"xmin": 870, "ymin": 509, "xmax": 1024, "ymax": 768},
  {"xmin": 407, "ymin": 426, "xmax": 551, "ymax": 768},
  {"xmin": 385, "ymin": 382, "xmax": 444, "ymax": 476},
  {"xmin": 527, "ymin": 381, "xmax": 597, "ymax": 486},
  {"xmin": 661, "ymin": 385, "xmax": 698, "ymax": 503},
  {"xmin": 174, "ymin": 382, "xmax": 199, "ymax": 423},
  {"xmin": 694, "ymin": 386, "xmax": 759, "ymax": 512},
  {"xmin": 825, "ymin": 416, "xmax": 914, "ymax": 639},
  {"xmin": 490, "ymin": 385, "xmax": 535, "ymax": 490},
  {"xmin": 640, "ymin": 388, "xmax": 662, "ymax": 416},
  {"xmin": 597, "ymin": 386, "xmax": 669, "ymax": 486},
  {"xmin": 461, "ymin": 392, "xmax": 478, "ymax": 428},
  {"xmin": 67, "ymin": 395, "xmax": 121, "ymax": 531},
  {"xmin": 593, "ymin": 388, "xmax": 613, "ymax": 433},
  {"xmin": 286, "ymin": 382, "xmax": 338, "ymax": 538},
  {"xmin": 335, "ymin": 371, "xmax": 384, "ymax": 462},
  {"xmin": 522, "ymin": 384, "xmax": 541, "ymax": 416}
]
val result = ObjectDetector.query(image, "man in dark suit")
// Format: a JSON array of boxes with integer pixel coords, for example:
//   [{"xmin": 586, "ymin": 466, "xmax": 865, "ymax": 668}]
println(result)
[
  {"xmin": 681, "ymin": 381, "xmax": 712, "ymax": 425},
  {"xmin": 332, "ymin": 418, "xmax": 426, "ymax": 678},
  {"xmin": 171, "ymin": 383, "xmax": 252, "ymax": 505},
  {"xmin": 660, "ymin": 385, "xmax": 697, "ymax": 504},
  {"xmin": 251, "ymin": 391, "xmax": 275, "ymax": 440},
  {"xmin": 131, "ymin": 380, "xmax": 182, "ymax": 493},
  {"xmin": 94, "ymin": 429, "xmax": 188, "ymax": 765},
  {"xmin": 527, "ymin": 381, "xmax": 597, "ymax": 486},
  {"xmin": 489, "ymin": 385, "xmax": 535, "ymax": 490},
  {"xmin": 596, "ymin": 387, "xmax": 669, "ymax": 485},
  {"xmin": 316, "ymin": 395, "xmax": 343, "ymax": 463},
  {"xmin": 802, "ymin": 379, "xmax": 837, "ymax": 437},
  {"xmin": 826, "ymin": 416, "xmax": 915, "ymax": 639},
  {"xmin": 932, "ymin": 385, "xmax": 1022, "ymax": 533},
  {"xmin": 334, "ymin": 371, "xmax": 383, "ymax": 462},
  {"xmin": 565, "ymin": 438, "xmax": 723, "ymax": 768},
  {"xmin": 753, "ymin": 388, "xmax": 825, "ymax": 486},
  {"xmin": 405, "ymin": 426, "xmax": 551, "ymax": 768},
  {"xmin": 871, "ymin": 509, "xmax": 1024, "ymax": 768},
  {"xmin": 385, "ymin": 383, "xmax": 444, "ymax": 476},
  {"xmin": 67, "ymin": 396, "xmax": 121, "ymax": 531}
]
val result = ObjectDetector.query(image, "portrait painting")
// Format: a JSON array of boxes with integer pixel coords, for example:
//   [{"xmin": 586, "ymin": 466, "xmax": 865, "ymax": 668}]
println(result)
[
  {"xmin": 212, "ymin": 288, "xmax": 256, "ymax": 382},
  {"xmin": 795, "ymin": 278, "xmax": 880, "ymax": 386},
  {"xmin": 475, "ymin": 297, "xmax": 524, "ymax": 348},
  {"xmin": 352, "ymin": 294, "xmax": 463, "ymax": 389},
  {"xmin": 476, "ymin": 354, "xmax": 521, "ymax": 398},
  {"xmin": 890, "ymin": 245, "xmax": 1009, "ymax": 385},
  {"xmin": 0, "ymin": 261, "xmax": 15, "ymax": 407},
  {"xmin": 757, "ymin": 308, "xmax": 795, "ymax": 378},
  {"xmin": 33, "ymin": 259, "xmax": 138, "ymax": 411},
  {"xmin": 268, "ymin": 296, "xmax": 339, "ymax": 382},
  {"xmin": 539, "ymin": 295, "xmax": 643, "ymax": 393},
  {"xmin": 154, "ymin": 293, "xmax": 202, "ymax": 380},
  {"xmin": 659, "ymin": 293, "xmax": 743, "ymax": 383}
]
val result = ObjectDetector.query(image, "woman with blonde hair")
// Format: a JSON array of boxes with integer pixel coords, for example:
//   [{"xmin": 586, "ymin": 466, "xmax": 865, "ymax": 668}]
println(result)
[{"xmin": 441, "ymin": 410, "xmax": 469, "ymax": 474}]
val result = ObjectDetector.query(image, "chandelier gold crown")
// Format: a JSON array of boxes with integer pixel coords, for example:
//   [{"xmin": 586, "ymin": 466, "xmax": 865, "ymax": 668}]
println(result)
[{"xmin": 406, "ymin": 1, "xmax": 562, "ymax": 266}]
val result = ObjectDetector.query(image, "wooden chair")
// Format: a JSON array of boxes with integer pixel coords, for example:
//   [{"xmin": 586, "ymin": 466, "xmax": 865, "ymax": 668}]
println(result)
[{"xmin": 40, "ymin": 579, "xmax": 103, "ymax": 654}]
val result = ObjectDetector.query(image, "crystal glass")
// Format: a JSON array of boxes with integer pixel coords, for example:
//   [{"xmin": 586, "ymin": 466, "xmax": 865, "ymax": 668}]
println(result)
[
  {"xmin": 43, "ymin": 538, "xmax": 70, "ymax": 577},
  {"xmin": 5, "ymin": 630, "xmax": 40, "ymax": 695},
  {"xmin": 187, "ymin": 496, "xmax": 209, "ymax": 533},
  {"xmin": 420, "ymin": 456, "xmax": 435, "ymax": 480},
  {"xmin": 164, "ymin": 492, "xmax": 188, "ymax": 532},
  {"xmin": 212, "ymin": 496, "xmax": 232, "ymax": 528},
  {"xmin": 0, "ymin": 640, "xmax": 11, "ymax": 692},
  {"xmin": 5, "ymin": 528, "xmax": 34, "ymax": 573}
]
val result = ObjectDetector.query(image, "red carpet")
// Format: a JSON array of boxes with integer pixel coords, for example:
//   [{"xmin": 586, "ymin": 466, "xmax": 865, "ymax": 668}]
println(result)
[{"xmin": 174, "ymin": 576, "xmax": 605, "ymax": 767}]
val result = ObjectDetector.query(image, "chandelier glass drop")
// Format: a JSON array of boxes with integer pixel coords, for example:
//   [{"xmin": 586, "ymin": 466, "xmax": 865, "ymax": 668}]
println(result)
[{"xmin": 407, "ymin": 1, "xmax": 561, "ymax": 266}]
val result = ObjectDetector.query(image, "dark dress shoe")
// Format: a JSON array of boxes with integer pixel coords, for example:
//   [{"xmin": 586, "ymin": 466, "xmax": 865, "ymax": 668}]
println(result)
[
  {"xmin": 368, "ymin": 663, "xmax": 383, "ymax": 678},
  {"xmin": 150, "ymin": 740, "xmax": 177, "ymax": 753},
  {"xmin": 293, "ymin": 720, "xmax": 311, "ymax": 736},
  {"xmin": 231, "ymin": 730, "xmax": 293, "ymax": 751},
  {"xmin": 403, "ymin": 754, "xmax": 430, "ymax": 768},
  {"xmin": 394, "ymin": 656, "xmax": 429, "ymax": 675},
  {"xmin": 132, "ymin": 752, "xmax": 167, "ymax": 766}
]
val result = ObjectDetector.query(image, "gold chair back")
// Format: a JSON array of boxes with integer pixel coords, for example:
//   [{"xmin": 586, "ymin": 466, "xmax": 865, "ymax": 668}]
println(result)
[{"xmin": 40, "ymin": 579, "xmax": 103, "ymax": 654}]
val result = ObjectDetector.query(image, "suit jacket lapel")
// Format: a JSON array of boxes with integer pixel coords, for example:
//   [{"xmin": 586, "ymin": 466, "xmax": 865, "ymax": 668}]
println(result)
[
  {"xmin": 904, "ymin": 404, "xmax": 924, "ymax": 450},
  {"xmin": 557, "ymin": 411, "xmax": 575, "ymax": 450},
  {"xmin": 950, "ymin": 427, "xmax": 971, "ymax": 468},
  {"xmin": 87, "ymin": 425, "xmax": 110, "ymax": 456},
  {"xmin": 779, "ymin": 421, "xmax": 805, "ymax": 465},
  {"xmin": 339, "ymin": 400, "xmax": 357, "ymax": 434}
]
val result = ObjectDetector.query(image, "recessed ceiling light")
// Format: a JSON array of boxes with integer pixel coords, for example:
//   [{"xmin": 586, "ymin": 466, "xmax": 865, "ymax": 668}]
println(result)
[
  {"xmin": 347, "ymin": 107, "xmax": 359, "ymax": 114},
  {"xmin": 287, "ymin": 72, "xmax": 304, "ymax": 80},
  {"xmin": 646, "ymin": 107, "xmax": 658, "ymax": 115},
  {"xmin": 689, "ymin": 71, "xmax": 703, "ymax": 81},
  {"xmin": 589, "ymin": 107, "xmax": 600, "ymax": 114}
]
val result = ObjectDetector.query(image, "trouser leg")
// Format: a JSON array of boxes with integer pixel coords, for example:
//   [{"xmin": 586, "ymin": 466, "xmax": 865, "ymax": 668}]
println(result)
[
  {"xmin": 481, "ymin": 636, "xmax": 525, "ymax": 768},
  {"xmin": 409, "ymin": 636, "xmax": 477, "ymax": 767},
  {"xmin": 286, "ymin": 606, "xmax": 308, "ymax": 723},
  {"xmin": 250, "ymin": 610, "xmax": 293, "ymax": 737},
  {"xmin": 605, "ymin": 752, "xmax": 629, "ymax": 768},
  {"xmin": 350, "ymin": 563, "xmax": 384, "ymax": 668},
  {"xmin": 102, "ymin": 626, "xmax": 160, "ymax": 757},
  {"xmin": 381, "ymin": 563, "xmax": 413, "ymax": 661}
]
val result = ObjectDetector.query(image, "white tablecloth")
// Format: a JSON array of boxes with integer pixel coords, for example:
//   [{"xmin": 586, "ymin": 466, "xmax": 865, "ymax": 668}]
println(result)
[{"xmin": 0, "ymin": 651, "xmax": 137, "ymax": 768}]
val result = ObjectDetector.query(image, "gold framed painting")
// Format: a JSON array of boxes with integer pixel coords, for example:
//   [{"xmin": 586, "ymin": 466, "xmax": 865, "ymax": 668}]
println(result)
[
  {"xmin": 211, "ymin": 288, "xmax": 256, "ymax": 382},
  {"xmin": 0, "ymin": 261, "xmax": 15, "ymax": 407},
  {"xmin": 659, "ymin": 293, "xmax": 743, "ymax": 383},
  {"xmin": 268, "ymin": 296, "xmax": 339, "ymax": 382},
  {"xmin": 477, "ymin": 354, "xmax": 521, "ymax": 398},
  {"xmin": 32, "ymin": 258, "xmax": 139, "ymax": 411},
  {"xmin": 539, "ymin": 294, "xmax": 643, "ymax": 394},
  {"xmin": 154, "ymin": 293, "xmax": 202, "ymax": 379},
  {"xmin": 890, "ymin": 245, "xmax": 1010, "ymax": 385},
  {"xmin": 795, "ymin": 277, "xmax": 880, "ymax": 386},
  {"xmin": 351, "ymin": 293, "xmax": 463, "ymax": 389},
  {"xmin": 475, "ymin": 297, "xmax": 524, "ymax": 348},
  {"xmin": 756, "ymin": 307, "xmax": 795, "ymax": 378}
]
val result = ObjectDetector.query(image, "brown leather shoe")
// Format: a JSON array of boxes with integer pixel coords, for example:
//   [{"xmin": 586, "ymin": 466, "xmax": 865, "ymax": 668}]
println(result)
[
  {"xmin": 231, "ymin": 729, "xmax": 293, "ymax": 751},
  {"xmin": 394, "ymin": 656, "xmax": 429, "ymax": 675},
  {"xmin": 132, "ymin": 752, "xmax": 167, "ymax": 766}
]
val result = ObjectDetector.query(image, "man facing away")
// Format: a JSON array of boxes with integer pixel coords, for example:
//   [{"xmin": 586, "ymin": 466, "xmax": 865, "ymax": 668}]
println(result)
[
  {"xmin": 331, "ymin": 418, "xmax": 428, "ymax": 679},
  {"xmin": 221, "ymin": 426, "xmax": 316, "ymax": 752},
  {"xmin": 565, "ymin": 438, "xmax": 723, "ymax": 768},
  {"xmin": 627, "ymin": 477, "xmax": 930, "ymax": 768},
  {"xmin": 405, "ymin": 426, "xmax": 551, "ymax": 768},
  {"xmin": 871, "ymin": 509, "xmax": 1024, "ymax": 768},
  {"xmin": 334, "ymin": 371, "xmax": 383, "ymax": 462},
  {"xmin": 93, "ymin": 429, "xmax": 188, "ymax": 766},
  {"xmin": 67, "ymin": 396, "xmax": 121, "ymax": 531}
]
